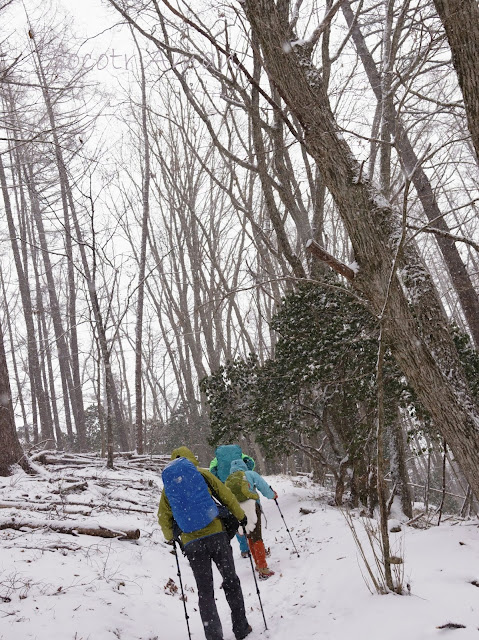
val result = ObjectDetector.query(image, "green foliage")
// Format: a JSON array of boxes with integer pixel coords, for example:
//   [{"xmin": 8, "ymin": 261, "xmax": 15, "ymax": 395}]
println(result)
[
  {"xmin": 202, "ymin": 282, "xmax": 410, "ymax": 459},
  {"xmin": 201, "ymin": 354, "xmax": 260, "ymax": 445}
]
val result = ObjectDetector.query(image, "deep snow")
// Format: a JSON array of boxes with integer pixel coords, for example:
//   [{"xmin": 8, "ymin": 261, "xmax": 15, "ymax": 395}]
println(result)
[{"xmin": 0, "ymin": 465, "xmax": 478, "ymax": 640}]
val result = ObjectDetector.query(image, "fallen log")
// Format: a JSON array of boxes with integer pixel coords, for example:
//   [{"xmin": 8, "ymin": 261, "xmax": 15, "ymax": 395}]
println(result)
[
  {"xmin": 116, "ymin": 452, "xmax": 170, "ymax": 462},
  {"xmin": 0, "ymin": 516, "xmax": 141, "ymax": 540},
  {"xmin": 36, "ymin": 458, "xmax": 103, "ymax": 466},
  {"xmin": 0, "ymin": 502, "xmax": 93, "ymax": 516},
  {"xmin": 2, "ymin": 543, "xmax": 81, "ymax": 552},
  {"xmin": 52, "ymin": 481, "xmax": 88, "ymax": 494},
  {"xmin": 0, "ymin": 500, "xmax": 152, "ymax": 515},
  {"xmin": 30, "ymin": 451, "xmax": 102, "ymax": 465}
]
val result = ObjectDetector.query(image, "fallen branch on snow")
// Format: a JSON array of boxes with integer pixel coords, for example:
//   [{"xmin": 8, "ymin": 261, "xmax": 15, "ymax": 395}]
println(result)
[
  {"xmin": 0, "ymin": 516, "xmax": 140, "ymax": 540},
  {"xmin": 0, "ymin": 500, "xmax": 152, "ymax": 515}
]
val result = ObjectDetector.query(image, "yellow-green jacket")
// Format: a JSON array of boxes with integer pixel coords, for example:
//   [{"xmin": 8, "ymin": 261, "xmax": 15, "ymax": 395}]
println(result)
[
  {"xmin": 225, "ymin": 470, "xmax": 259, "ymax": 503},
  {"xmin": 158, "ymin": 446, "xmax": 246, "ymax": 547}
]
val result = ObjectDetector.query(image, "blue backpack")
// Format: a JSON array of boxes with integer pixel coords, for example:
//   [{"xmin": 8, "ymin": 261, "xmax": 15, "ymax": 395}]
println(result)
[{"xmin": 162, "ymin": 457, "xmax": 219, "ymax": 533}]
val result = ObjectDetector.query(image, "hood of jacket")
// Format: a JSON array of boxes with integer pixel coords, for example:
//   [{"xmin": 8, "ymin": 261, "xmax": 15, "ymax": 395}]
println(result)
[
  {"xmin": 170, "ymin": 446, "xmax": 199, "ymax": 466},
  {"xmin": 229, "ymin": 458, "xmax": 248, "ymax": 474}
]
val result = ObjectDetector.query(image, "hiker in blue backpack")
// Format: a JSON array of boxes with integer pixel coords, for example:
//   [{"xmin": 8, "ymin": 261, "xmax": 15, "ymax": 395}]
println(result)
[
  {"xmin": 209, "ymin": 445, "xmax": 255, "ymax": 559},
  {"xmin": 158, "ymin": 446, "xmax": 253, "ymax": 640}
]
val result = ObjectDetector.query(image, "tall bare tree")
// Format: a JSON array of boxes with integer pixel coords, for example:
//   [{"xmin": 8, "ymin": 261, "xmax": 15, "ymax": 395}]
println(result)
[
  {"xmin": 0, "ymin": 153, "xmax": 55, "ymax": 447},
  {"xmin": 132, "ymin": 32, "xmax": 151, "ymax": 455},
  {"xmin": 0, "ymin": 313, "xmax": 31, "ymax": 475},
  {"xmin": 432, "ymin": 0, "xmax": 479, "ymax": 162},
  {"xmin": 341, "ymin": 0, "xmax": 479, "ymax": 348}
]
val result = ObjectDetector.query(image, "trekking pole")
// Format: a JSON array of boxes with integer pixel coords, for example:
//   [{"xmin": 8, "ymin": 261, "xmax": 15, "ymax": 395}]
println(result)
[
  {"xmin": 172, "ymin": 540, "xmax": 192, "ymax": 640},
  {"xmin": 242, "ymin": 525, "xmax": 268, "ymax": 631},
  {"xmin": 271, "ymin": 490, "xmax": 300, "ymax": 557}
]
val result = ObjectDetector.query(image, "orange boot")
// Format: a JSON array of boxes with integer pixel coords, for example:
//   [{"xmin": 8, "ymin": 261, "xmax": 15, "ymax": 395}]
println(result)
[{"xmin": 249, "ymin": 540, "xmax": 275, "ymax": 580}]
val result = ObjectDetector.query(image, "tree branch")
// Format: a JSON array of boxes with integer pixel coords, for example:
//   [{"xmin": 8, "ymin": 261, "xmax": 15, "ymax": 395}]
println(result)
[{"xmin": 306, "ymin": 239, "xmax": 356, "ymax": 281}]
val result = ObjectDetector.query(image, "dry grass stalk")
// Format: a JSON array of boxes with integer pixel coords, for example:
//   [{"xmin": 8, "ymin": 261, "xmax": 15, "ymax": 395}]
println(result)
[{"xmin": 341, "ymin": 508, "xmax": 405, "ymax": 595}]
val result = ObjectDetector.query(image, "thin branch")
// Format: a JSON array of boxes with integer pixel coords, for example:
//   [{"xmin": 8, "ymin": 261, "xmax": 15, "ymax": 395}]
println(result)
[{"xmin": 407, "ymin": 224, "xmax": 479, "ymax": 254}]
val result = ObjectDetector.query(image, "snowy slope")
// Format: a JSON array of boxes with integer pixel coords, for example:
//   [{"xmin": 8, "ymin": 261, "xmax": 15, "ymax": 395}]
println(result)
[{"xmin": 0, "ymin": 467, "xmax": 478, "ymax": 640}]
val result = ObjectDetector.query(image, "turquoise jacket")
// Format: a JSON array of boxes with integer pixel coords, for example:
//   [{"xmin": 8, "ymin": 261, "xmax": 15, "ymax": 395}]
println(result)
[{"xmin": 229, "ymin": 459, "xmax": 275, "ymax": 502}]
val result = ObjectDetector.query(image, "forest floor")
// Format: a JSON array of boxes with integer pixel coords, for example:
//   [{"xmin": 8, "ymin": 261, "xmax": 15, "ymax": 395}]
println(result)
[{"xmin": 0, "ymin": 460, "xmax": 478, "ymax": 639}]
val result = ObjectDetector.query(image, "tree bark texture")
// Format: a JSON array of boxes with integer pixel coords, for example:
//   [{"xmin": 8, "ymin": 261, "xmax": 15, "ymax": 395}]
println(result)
[
  {"xmin": 433, "ymin": 0, "xmax": 479, "ymax": 162},
  {"xmin": 0, "ymin": 154, "xmax": 55, "ymax": 447},
  {"xmin": 0, "ymin": 517, "xmax": 140, "ymax": 540},
  {"xmin": 341, "ymin": 0, "xmax": 479, "ymax": 348},
  {"xmin": 242, "ymin": 0, "xmax": 479, "ymax": 501},
  {"xmin": 0, "ymin": 318, "xmax": 30, "ymax": 476},
  {"xmin": 0, "ymin": 271, "xmax": 29, "ymax": 443}
]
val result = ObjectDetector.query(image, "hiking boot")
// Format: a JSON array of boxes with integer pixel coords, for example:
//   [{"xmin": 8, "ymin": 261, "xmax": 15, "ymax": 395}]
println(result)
[
  {"xmin": 258, "ymin": 567, "xmax": 275, "ymax": 580},
  {"xmin": 241, "ymin": 551, "xmax": 250, "ymax": 559},
  {"xmin": 236, "ymin": 624, "xmax": 252, "ymax": 640}
]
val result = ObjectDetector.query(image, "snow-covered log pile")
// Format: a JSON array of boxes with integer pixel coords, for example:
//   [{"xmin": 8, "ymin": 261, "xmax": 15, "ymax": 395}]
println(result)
[
  {"xmin": 30, "ymin": 450, "xmax": 170, "ymax": 473},
  {"xmin": 0, "ymin": 516, "xmax": 141, "ymax": 539},
  {"xmin": 0, "ymin": 455, "xmax": 165, "ymax": 541}
]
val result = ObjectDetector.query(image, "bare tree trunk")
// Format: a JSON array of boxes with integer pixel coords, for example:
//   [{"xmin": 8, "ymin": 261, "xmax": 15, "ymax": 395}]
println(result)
[
  {"xmin": 30, "ymin": 36, "xmax": 87, "ymax": 450},
  {"xmin": 387, "ymin": 414, "xmax": 413, "ymax": 519},
  {"xmin": 250, "ymin": 37, "xmax": 307, "ymax": 280},
  {"xmin": 425, "ymin": 450, "xmax": 431, "ymax": 514},
  {"xmin": 28, "ymin": 225, "xmax": 63, "ymax": 450},
  {"xmin": 133, "ymin": 32, "xmax": 151, "ymax": 455},
  {"xmin": 376, "ymin": 324, "xmax": 394, "ymax": 590},
  {"xmin": 0, "ymin": 273, "xmax": 29, "ymax": 444},
  {"xmin": 432, "ymin": 0, "xmax": 479, "ymax": 162},
  {"xmin": 0, "ymin": 154, "xmax": 54, "ymax": 447},
  {"xmin": 106, "ymin": 358, "xmax": 114, "ymax": 469},
  {"xmin": 26, "ymin": 168, "xmax": 74, "ymax": 447},
  {"xmin": 68, "ymin": 185, "xmax": 129, "ymax": 452},
  {"xmin": 95, "ymin": 340, "xmax": 105, "ymax": 458},
  {"xmin": 437, "ymin": 439, "xmax": 447, "ymax": 526},
  {"xmin": 341, "ymin": 0, "xmax": 479, "ymax": 348},
  {"xmin": 460, "ymin": 485, "xmax": 472, "ymax": 518},
  {"xmin": 379, "ymin": 0, "xmax": 395, "ymax": 199},
  {"xmin": 0, "ymin": 316, "xmax": 31, "ymax": 475}
]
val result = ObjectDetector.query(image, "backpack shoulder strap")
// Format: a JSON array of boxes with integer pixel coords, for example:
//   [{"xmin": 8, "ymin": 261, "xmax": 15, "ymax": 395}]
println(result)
[{"xmin": 201, "ymin": 471, "xmax": 221, "ymax": 503}]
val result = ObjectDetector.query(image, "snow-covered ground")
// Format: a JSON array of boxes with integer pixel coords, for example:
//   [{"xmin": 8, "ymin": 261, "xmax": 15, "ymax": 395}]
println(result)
[{"xmin": 0, "ymin": 465, "xmax": 478, "ymax": 640}]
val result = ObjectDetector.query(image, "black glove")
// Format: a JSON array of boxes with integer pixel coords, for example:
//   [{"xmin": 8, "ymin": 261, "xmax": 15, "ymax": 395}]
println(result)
[{"xmin": 239, "ymin": 516, "xmax": 248, "ymax": 529}]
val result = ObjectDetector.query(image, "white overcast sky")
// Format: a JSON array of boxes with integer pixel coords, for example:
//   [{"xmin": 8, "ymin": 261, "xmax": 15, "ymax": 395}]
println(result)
[
  {"xmin": 5, "ymin": 0, "xmax": 136, "ymax": 89},
  {"xmin": 61, "ymin": 0, "xmax": 134, "ymax": 84}
]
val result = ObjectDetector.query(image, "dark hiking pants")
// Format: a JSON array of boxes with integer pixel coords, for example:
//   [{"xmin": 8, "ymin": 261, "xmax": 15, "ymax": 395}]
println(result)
[{"xmin": 185, "ymin": 532, "xmax": 250, "ymax": 640}]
